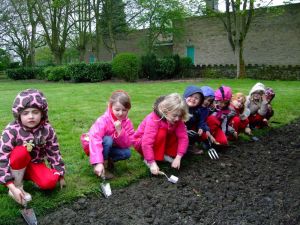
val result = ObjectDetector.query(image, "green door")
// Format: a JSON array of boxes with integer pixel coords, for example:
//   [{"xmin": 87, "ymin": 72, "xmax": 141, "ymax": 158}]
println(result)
[
  {"xmin": 186, "ymin": 46, "xmax": 195, "ymax": 64},
  {"xmin": 89, "ymin": 54, "xmax": 95, "ymax": 63}
]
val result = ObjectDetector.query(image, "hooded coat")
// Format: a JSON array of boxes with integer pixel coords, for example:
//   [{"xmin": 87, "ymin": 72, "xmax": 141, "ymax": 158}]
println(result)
[
  {"xmin": 245, "ymin": 83, "xmax": 268, "ymax": 116},
  {"xmin": 87, "ymin": 107, "xmax": 135, "ymax": 165},
  {"xmin": 183, "ymin": 86, "xmax": 204, "ymax": 131},
  {"xmin": 0, "ymin": 89, "xmax": 65, "ymax": 185},
  {"xmin": 133, "ymin": 96, "xmax": 188, "ymax": 163}
]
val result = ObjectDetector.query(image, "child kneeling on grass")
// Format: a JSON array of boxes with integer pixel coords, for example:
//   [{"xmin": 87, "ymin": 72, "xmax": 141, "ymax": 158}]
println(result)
[
  {"xmin": 0, "ymin": 89, "xmax": 66, "ymax": 205},
  {"xmin": 133, "ymin": 93, "xmax": 190, "ymax": 175},
  {"xmin": 81, "ymin": 90, "xmax": 135, "ymax": 179}
]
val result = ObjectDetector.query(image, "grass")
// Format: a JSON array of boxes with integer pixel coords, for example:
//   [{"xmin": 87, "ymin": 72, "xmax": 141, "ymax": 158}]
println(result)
[{"xmin": 0, "ymin": 78, "xmax": 299, "ymax": 224}]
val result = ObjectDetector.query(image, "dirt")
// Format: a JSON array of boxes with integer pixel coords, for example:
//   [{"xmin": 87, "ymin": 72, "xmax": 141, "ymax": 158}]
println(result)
[{"xmin": 26, "ymin": 120, "xmax": 300, "ymax": 224}]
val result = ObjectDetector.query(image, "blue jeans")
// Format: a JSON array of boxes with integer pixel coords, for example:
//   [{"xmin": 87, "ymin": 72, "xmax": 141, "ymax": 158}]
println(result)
[{"xmin": 102, "ymin": 136, "xmax": 131, "ymax": 162}]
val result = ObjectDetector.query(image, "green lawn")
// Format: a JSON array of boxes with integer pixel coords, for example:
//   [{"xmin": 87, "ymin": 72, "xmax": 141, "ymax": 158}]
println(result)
[{"xmin": 0, "ymin": 79, "xmax": 299, "ymax": 224}]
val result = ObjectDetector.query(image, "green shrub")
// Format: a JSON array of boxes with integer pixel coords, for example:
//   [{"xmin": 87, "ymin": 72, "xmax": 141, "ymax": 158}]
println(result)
[
  {"xmin": 141, "ymin": 53, "xmax": 158, "ymax": 80},
  {"xmin": 67, "ymin": 63, "xmax": 90, "ymax": 82},
  {"xmin": 112, "ymin": 53, "xmax": 140, "ymax": 82},
  {"xmin": 86, "ymin": 62, "xmax": 112, "ymax": 82},
  {"xmin": 6, "ymin": 67, "xmax": 39, "ymax": 80},
  {"xmin": 178, "ymin": 57, "xmax": 193, "ymax": 78},
  {"xmin": 47, "ymin": 66, "xmax": 69, "ymax": 81},
  {"xmin": 98, "ymin": 62, "xmax": 113, "ymax": 80},
  {"xmin": 157, "ymin": 57, "xmax": 176, "ymax": 79}
]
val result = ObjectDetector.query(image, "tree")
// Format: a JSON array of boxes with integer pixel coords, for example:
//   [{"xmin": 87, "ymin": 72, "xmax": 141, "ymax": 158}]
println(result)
[
  {"xmin": 100, "ymin": 0, "xmax": 128, "ymax": 58},
  {"xmin": 68, "ymin": 0, "xmax": 93, "ymax": 62},
  {"xmin": 0, "ymin": 0, "xmax": 40, "ymax": 67},
  {"xmin": 217, "ymin": 0, "xmax": 254, "ymax": 78},
  {"xmin": 136, "ymin": 0, "xmax": 187, "ymax": 53},
  {"xmin": 0, "ymin": 48, "xmax": 11, "ymax": 70},
  {"xmin": 33, "ymin": 0, "xmax": 72, "ymax": 65}
]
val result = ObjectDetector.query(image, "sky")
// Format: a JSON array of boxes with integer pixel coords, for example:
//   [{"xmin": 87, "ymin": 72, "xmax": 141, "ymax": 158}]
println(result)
[{"xmin": 217, "ymin": 0, "xmax": 300, "ymax": 11}]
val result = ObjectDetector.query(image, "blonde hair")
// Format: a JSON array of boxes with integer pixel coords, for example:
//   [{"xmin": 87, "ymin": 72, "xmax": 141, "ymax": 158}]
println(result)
[
  {"xmin": 232, "ymin": 92, "xmax": 246, "ymax": 111},
  {"xmin": 157, "ymin": 93, "xmax": 190, "ymax": 122},
  {"xmin": 232, "ymin": 92, "xmax": 246, "ymax": 104},
  {"xmin": 109, "ymin": 90, "xmax": 131, "ymax": 109}
]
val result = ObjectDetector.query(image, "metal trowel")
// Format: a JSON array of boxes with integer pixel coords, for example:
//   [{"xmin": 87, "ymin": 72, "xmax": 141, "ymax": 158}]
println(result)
[
  {"xmin": 158, "ymin": 171, "xmax": 179, "ymax": 184},
  {"xmin": 20, "ymin": 202, "xmax": 38, "ymax": 225},
  {"xmin": 100, "ymin": 175, "xmax": 112, "ymax": 198}
]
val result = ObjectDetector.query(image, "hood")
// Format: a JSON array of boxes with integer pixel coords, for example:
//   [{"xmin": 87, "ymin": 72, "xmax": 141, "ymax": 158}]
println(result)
[
  {"xmin": 12, "ymin": 89, "xmax": 48, "ymax": 122},
  {"xmin": 201, "ymin": 86, "xmax": 215, "ymax": 98},
  {"xmin": 249, "ymin": 82, "xmax": 265, "ymax": 96},
  {"xmin": 183, "ymin": 85, "xmax": 203, "ymax": 99},
  {"xmin": 265, "ymin": 87, "xmax": 275, "ymax": 100}
]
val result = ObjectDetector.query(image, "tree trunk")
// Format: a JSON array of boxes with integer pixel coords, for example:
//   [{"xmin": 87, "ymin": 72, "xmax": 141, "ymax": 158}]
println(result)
[{"xmin": 239, "ymin": 46, "xmax": 246, "ymax": 78}]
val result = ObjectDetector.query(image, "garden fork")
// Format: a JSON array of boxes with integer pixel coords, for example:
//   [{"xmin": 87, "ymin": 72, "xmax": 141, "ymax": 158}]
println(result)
[{"xmin": 207, "ymin": 139, "xmax": 219, "ymax": 160}]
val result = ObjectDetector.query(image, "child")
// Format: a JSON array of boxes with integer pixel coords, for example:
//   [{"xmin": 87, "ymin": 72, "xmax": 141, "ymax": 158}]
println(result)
[
  {"xmin": 0, "ymin": 89, "xmax": 66, "ymax": 205},
  {"xmin": 206, "ymin": 85, "xmax": 233, "ymax": 146},
  {"xmin": 245, "ymin": 82, "xmax": 269, "ymax": 129},
  {"xmin": 198, "ymin": 86, "xmax": 218, "ymax": 147},
  {"xmin": 264, "ymin": 87, "xmax": 275, "ymax": 123},
  {"xmin": 183, "ymin": 85, "xmax": 204, "ymax": 155},
  {"xmin": 133, "ymin": 93, "xmax": 189, "ymax": 175},
  {"xmin": 228, "ymin": 92, "xmax": 252, "ymax": 139},
  {"xmin": 81, "ymin": 90, "xmax": 134, "ymax": 179}
]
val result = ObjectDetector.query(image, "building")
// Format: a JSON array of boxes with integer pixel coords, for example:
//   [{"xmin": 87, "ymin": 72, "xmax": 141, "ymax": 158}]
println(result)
[{"xmin": 85, "ymin": 3, "xmax": 300, "ymax": 67}]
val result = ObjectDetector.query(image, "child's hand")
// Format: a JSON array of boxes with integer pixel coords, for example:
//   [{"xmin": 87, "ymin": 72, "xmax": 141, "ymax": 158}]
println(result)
[
  {"xmin": 94, "ymin": 163, "xmax": 104, "ymax": 177},
  {"xmin": 233, "ymin": 131, "xmax": 238, "ymax": 139},
  {"xmin": 198, "ymin": 129, "xmax": 203, "ymax": 136},
  {"xmin": 114, "ymin": 120, "xmax": 122, "ymax": 135},
  {"xmin": 59, "ymin": 177, "xmax": 66, "ymax": 190},
  {"xmin": 245, "ymin": 127, "xmax": 252, "ymax": 135},
  {"xmin": 208, "ymin": 134, "xmax": 219, "ymax": 145},
  {"xmin": 7, "ymin": 183, "xmax": 25, "ymax": 205},
  {"xmin": 171, "ymin": 155, "xmax": 182, "ymax": 170},
  {"xmin": 150, "ymin": 162, "xmax": 159, "ymax": 175}
]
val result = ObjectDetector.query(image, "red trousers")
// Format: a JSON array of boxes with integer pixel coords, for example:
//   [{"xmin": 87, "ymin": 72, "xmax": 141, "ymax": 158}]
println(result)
[
  {"xmin": 153, "ymin": 128, "xmax": 178, "ymax": 161},
  {"xmin": 206, "ymin": 115, "xmax": 228, "ymax": 145},
  {"xmin": 10, "ymin": 146, "xmax": 60, "ymax": 190},
  {"xmin": 248, "ymin": 114, "xmax": 265, "ymax": 128},
  {"xmin": 230, "ymin": 116, "xmax": 249, "ymax": 134}
]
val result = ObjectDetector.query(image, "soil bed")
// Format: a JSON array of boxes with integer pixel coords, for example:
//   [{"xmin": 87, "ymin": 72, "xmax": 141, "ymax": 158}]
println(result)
[{"xmin": 35, "ymin": 120, "xmax": 300, "ymax": 224}]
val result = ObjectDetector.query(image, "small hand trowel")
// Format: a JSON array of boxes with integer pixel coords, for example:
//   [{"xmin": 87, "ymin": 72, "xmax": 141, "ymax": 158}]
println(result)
[
  {"xmin": 20, "ymin": 202, "xmax": 38, "ymax": 225},
  {"xmin": 158, "ymin": 171, "xmax": 179, "ymax": 184},
  {"xmin": 100, "ymin": 175, "xmax": 112, "ymax": 198}
]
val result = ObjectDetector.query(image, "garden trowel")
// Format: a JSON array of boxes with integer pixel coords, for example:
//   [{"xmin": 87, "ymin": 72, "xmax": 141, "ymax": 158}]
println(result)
[
  {"xmin": 158, "ymin": 171, "xmax": 179, "ymax": 184},
  {"xmin": 100, "ymin": 175, "xmax": 112, "ymax": 198},
  {"xmin": 20, "ymin": 201, "xmax": 38, "ymax": 225}
]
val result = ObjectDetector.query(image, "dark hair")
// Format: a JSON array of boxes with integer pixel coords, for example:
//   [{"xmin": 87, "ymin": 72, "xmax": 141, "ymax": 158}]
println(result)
[{"xmin": 109, "ymin": 90, "xmax": 131, "ymax": 109}]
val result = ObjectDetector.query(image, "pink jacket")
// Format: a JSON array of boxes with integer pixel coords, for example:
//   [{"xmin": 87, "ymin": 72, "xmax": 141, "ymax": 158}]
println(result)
[
  {"xmin": 133, "ymin": 112, "xmax": 188, "ymax": 163},
  {"xmin": 88, "ymin": 109, "xmax": 135, "ymax": 165}
]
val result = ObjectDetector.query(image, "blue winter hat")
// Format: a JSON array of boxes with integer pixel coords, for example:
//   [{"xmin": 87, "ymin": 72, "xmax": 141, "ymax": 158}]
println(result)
[
  {"xmin": 201, "ymin": 86, "xmax": 215, "ymax": 98},
  {"xmin": 183, "ymin": 85, "xmax": 203, "ymax": 99}
]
